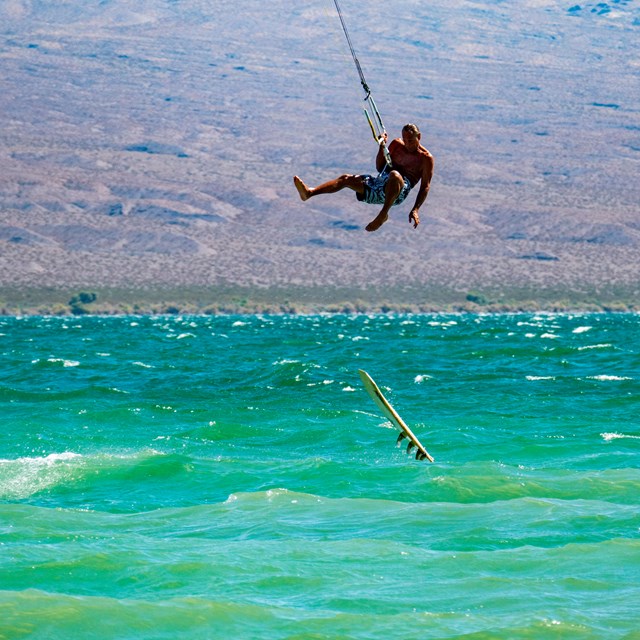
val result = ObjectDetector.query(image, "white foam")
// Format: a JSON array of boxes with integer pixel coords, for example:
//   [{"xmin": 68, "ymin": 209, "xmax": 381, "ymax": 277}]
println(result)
[
  {"xmin": 23, "ymin": 452, "xmax": 81, "ymax": 464},
  {"xmin": 578, "ymin": 344, "xmax": 612, "ymax": 351},
  {"xmin": 573, "ymin": 326, "xmax": 592, "ymax": 334},
  {"xmin": 601, "ymin": 432, "xmax": 640, "ymax": 441},
  {"xmin": 588, "ymin": 375, "xmax": 632, "ymax": 381},
  {"xmin": 0, "ymin": 452, "xmax": 83, "ymax": 500},
  {"xmin": 266, "ymin": 488, "xmax": 290, "ymax": 501},
  {"xmin": 46, "ymin": 358, "xmax": 80, "ymax": 367}
]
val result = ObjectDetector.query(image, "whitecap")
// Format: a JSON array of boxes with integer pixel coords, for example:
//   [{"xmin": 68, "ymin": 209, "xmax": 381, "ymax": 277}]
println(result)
[
  {"xmin": 37, "ymin": 452, "xmax": 81, "ymax": 463},
  {"xmin": 540, "ymin": 333, "xmax": 559, "ymax": 340},
  {"xmin": 132, "ymin": 361, "xmax": 154, "ymax": 368},
  {"xmin": 266, "ymin": 488, "xmax": 289, "ymax": 500},
  {"xmin": 306, "ymin": 380, "xmax": 334, "ymax": 387},
  {"xmin": 47, "ymin": 358, "xmax": 80, "ymax": 367},
  {"xmin": 0, "ymin": 452, "xmax": 83, "ymax": 500},
  {"xmin": 573, "ymin": 326, "xmax": 592, "ymax": 334},
  {"xmin": 588, "ymin": 375, "xmax": 632, "ymax": 381},
  {"xmin": 578, "ymin": 344, "xmax": 612, "ymax": 351},
  {"xmin": 601, "ymin": 432, "xmax": 640, "ymax": 441},
  {"xmin": 526, "ymin": 375, "xmax": 555, "ymax": 381}
]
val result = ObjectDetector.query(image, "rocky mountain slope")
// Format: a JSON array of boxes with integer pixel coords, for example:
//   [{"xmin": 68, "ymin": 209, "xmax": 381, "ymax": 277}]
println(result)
[{"xmin": 0, "ymin": 0, "xmax": 638, "ymax": 311}]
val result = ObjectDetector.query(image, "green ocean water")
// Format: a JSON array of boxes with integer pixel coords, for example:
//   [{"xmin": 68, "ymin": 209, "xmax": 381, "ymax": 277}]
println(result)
[{"xmin": 1, "ymin": 313, "xmax": 639, "ymax": 639}]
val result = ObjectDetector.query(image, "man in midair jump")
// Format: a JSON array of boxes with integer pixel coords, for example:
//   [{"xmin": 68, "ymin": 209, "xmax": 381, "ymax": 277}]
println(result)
[{"xmin": 293, "ymin": 123, "xmax": 434, "ymax": 232}]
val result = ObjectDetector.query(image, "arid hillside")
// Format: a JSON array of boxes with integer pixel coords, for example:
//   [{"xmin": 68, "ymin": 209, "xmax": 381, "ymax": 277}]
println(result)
[{"xmin": 0, "ymin": 0, "xmax": 638, "ymax": 312}]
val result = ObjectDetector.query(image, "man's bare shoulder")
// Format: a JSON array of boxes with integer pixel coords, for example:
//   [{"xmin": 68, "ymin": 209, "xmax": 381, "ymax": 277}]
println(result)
[{"xmin": 419, "ymin": 144, "xmax": 434, "ymax": 161}]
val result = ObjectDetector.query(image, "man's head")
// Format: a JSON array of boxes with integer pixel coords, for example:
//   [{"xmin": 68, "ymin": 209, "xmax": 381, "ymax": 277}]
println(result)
[{"xmin": 402, "ymin": 123, "xmax": 421, "ymax": 150}]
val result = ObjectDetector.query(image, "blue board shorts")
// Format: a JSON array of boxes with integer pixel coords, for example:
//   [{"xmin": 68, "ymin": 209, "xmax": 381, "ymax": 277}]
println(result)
[{"xmin": 356, "ymin": 169, "xmax": 413, "ymax": 206}]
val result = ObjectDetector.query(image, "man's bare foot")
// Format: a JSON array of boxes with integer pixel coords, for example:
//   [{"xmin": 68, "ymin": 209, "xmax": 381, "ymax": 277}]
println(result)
[
  {"xmin": 365, "ymin": 212, "xmax": 389, "ymax": 232},
  {"xmin": 293, "ymin": 176, "xmax": 311, "ymax": 201}
]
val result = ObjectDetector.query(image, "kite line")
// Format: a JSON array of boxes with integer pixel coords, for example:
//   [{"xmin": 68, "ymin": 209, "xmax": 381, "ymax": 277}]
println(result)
[{"xmin": 331, "ymin": 0, "xmax": 392, "ymax": 167}]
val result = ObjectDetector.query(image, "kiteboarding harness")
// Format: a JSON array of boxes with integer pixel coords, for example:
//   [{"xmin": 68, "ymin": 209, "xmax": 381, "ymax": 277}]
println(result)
[{"xmin": 331, "ymin": 0, "xmax": 392, "ymax": 168}]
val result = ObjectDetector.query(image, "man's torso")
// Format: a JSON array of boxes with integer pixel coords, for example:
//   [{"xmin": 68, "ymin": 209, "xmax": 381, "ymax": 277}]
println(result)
[{"xmin": 389, "ymin": 139, "xmax": 432, "ymax": 185}]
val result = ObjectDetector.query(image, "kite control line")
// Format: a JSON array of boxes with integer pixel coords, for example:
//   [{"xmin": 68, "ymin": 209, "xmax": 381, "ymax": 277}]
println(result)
[{"xmin": 332, "ymin": 0, "xmax": 392, "ymax": 167}]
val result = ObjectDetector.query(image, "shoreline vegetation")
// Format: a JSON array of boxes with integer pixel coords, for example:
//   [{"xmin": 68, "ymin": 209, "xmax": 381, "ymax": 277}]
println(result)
[{"xmin": 0, "ymin": 286, "xmax": 637, "ymax": 316}]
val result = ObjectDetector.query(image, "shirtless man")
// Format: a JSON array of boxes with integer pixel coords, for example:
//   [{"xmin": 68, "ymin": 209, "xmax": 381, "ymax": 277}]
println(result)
[{"xmin": 293, "ymin": 124, "xmax": 434, "ymax": 232}]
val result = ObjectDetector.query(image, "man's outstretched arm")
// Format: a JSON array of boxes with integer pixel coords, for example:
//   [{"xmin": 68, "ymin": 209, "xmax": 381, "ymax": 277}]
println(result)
[{"xmin": 409, "ymin": 155, "xmax": 434, "ymax": 229}]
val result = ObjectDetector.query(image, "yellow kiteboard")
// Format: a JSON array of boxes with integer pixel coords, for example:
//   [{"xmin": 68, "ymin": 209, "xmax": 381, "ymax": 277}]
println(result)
[{"xmin": 358, "ymin": 369, "xmax": 434, "ymax": 462}]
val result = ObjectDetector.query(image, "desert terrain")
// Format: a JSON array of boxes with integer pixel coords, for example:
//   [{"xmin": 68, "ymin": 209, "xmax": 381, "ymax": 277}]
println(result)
[{"xmin": 0, "ymin": 0, "xmax": 638, "ymax": 314}]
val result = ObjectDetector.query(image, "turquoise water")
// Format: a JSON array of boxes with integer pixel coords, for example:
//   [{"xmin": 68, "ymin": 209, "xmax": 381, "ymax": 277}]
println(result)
[{"xmin": 1, "ymin": 313, "xmax": 639, "ymax": 639}]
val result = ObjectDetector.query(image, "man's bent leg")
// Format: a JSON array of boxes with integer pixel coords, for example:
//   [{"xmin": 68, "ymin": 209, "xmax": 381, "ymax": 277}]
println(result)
[
  {"xmin": 294, "ymin": 174, "xmax": 364, "ymax": 201},
  {"xmin": 365, "ymin": 171, "xmax": 404, "ymax": 232}
]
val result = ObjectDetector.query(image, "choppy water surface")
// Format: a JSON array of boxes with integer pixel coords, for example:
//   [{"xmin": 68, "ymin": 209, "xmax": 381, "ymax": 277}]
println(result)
[{"xmin": 1, "ymin": 314, "xmax": 639, "ymax": 639}]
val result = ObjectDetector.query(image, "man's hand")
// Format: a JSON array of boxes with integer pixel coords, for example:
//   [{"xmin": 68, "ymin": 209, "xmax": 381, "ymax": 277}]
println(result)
[{"xmin": 409, "ymin": 209, "xmax": 420, "ymax": 229}]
